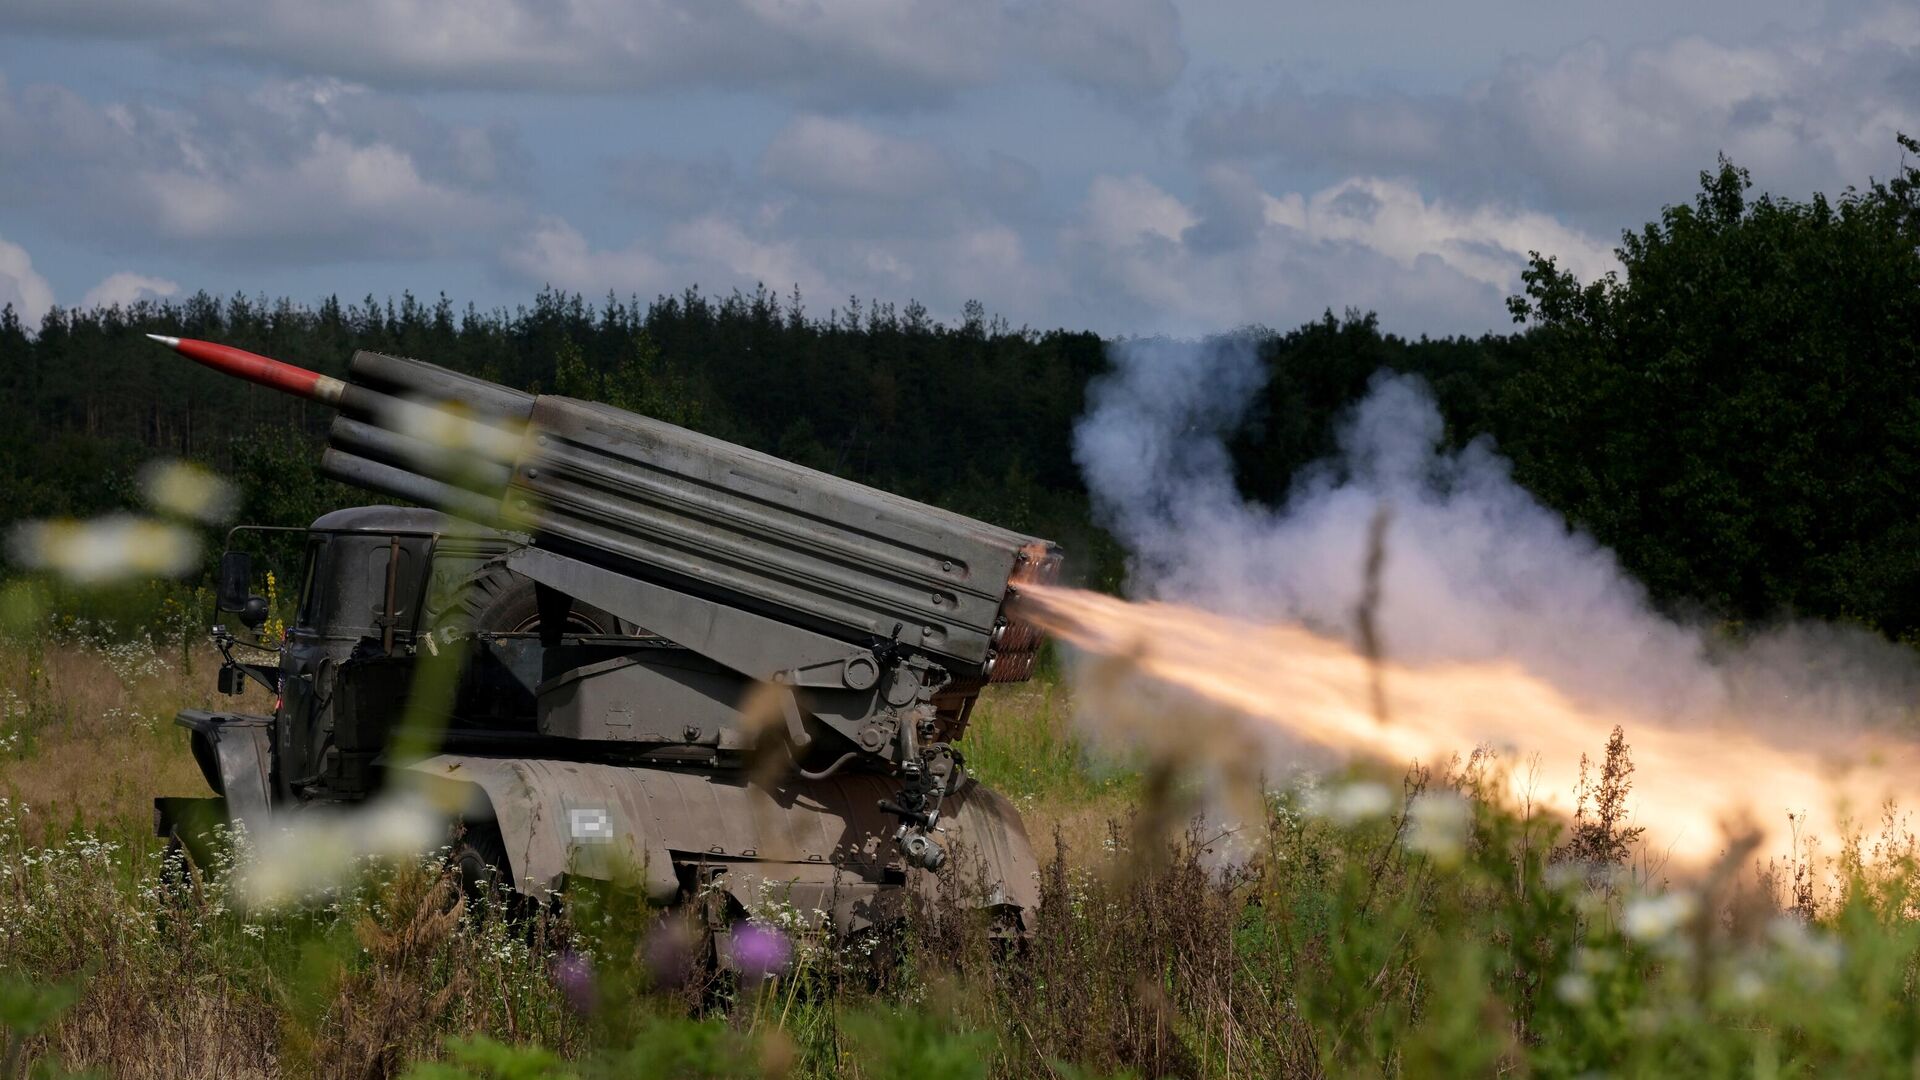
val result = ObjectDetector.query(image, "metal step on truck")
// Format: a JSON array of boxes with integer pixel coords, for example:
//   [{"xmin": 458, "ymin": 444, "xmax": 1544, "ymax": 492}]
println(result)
[{"xmin": 150, "ymin": 334, "xmax": 1061, "ymax": 942}]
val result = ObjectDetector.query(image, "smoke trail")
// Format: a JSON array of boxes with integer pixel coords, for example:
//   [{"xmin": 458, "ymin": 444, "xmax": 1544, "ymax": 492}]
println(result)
[{"xmin": 1057, "ymin": 336, "xmax": 1920, "ymax": 857}]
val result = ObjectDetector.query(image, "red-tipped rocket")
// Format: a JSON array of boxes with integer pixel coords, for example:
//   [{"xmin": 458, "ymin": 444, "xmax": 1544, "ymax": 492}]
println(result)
[{"xmin": 146, "ymin": 334, "xmax": 346, "ymax": 406}]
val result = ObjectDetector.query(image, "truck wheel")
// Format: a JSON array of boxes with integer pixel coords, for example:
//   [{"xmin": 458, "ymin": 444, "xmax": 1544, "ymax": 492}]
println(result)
[
  {"xmin": 451, "ymin": 822, "xmax": 516, "ymax": 907},
  {"xmin": 436, "ymin": 564, "xmax": 636, "ymax": 635}
]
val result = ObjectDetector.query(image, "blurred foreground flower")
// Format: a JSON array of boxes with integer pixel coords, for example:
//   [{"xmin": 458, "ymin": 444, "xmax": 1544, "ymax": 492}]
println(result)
[
  {"xmin": 1768, "ymin": 915, "xmax": 1842, "ymax": 976},
  {"xmin": 6, "ymin": 514, "xmax": 200, "ymax": 585},
  {"xmin": 1406, "ymin": 791, "xmax": 1471, "ymax": 863},
  {"xmin": 1305, "ymin": 779, "xmax": 1394, "ymax": 825},
  {"xmin": 238, "ymin": 794, "xmax": 443, "ymax": 910},
  {"xmin": 549, "ymin": 950, "xmax": 595, "ymax": 1014},
  {"xmin": 731, "ymin": 922, "xmax": 792, "ymax": 980},
  {"xmin": 1621, "ymin": 890, "xmax": 1697, "ymax": 942},
  {"xmin": 138, "ymin": 459, "xmax": 237, "ymax": 523},
  {"xmin": 1554, "ymin": 971, "xmax": 1594, "ymax": 1005}
]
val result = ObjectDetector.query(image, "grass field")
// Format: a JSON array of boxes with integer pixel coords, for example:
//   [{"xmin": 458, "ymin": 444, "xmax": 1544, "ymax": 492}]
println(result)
[{"xmin": 5, "ymin": 621, "xmax": 1920, "ymax": 1078}]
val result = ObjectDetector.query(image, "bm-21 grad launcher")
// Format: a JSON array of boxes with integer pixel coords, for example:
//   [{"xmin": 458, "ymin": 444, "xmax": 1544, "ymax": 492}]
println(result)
[{"xmin": 150, "ymin": 334, "xmax": 1060, "ymax": 934}]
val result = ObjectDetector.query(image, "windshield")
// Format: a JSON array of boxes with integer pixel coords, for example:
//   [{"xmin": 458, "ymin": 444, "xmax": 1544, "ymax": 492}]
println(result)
[{"xmin": 295, "ymin": 536, "xmax": 327, "ymax": 629}]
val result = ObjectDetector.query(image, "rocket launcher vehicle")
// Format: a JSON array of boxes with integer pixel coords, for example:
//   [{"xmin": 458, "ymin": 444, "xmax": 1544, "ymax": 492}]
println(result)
[{"xmin": 151, "ymin": 334, "xmax": 1063, "ymax": 871}]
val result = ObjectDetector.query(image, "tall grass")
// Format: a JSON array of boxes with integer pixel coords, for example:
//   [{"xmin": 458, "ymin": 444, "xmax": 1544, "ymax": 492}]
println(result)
[{"xmin": 5, "ymin": 627, "xmax": 1920, "ymax": 1077}]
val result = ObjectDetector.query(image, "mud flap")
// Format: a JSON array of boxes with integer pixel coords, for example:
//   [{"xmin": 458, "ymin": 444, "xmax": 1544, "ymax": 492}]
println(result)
[
  {"xmin": 928, "ymin": 779, "xmax": 1043, "ymax": 929},
  {"xmin": 153, "ymin": 795, "xmax": 230, "ymax": 874}
]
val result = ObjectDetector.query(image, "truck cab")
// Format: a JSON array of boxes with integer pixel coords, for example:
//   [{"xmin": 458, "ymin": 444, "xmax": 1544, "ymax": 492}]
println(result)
[{"xmin": 163, "ymin": 507, "xmax": 509, "ymax": 834}]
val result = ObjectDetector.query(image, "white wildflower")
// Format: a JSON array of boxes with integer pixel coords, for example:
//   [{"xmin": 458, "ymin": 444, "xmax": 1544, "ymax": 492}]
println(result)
[
  {"xmin": 1769, "ymin": 916, "xmax": 1843, "ymax": 976},
  {"xmin": 1725, "ymin": 967, "xmax": 1767, "ymax": 1004},
  {"xmin": 1621, "ymin": 891, "xmax": 1697, "ymax": 942},
  {"xmin": 1554, "ymin": 972, "xmax": 1594, "ymax": 1005},
  {"xmin": 139, "ymin": 460, "xmax": 237, "ymax": 524},
  {"xmin": 1307, "ymin": 780, "xmax": 1394, "ymax": 825},
  {"xmin": 6, "ymin": 514, "xmax": 200, "ymax": 585},
  {"xmin": 238, "ymin": 794, "xmax": 442, "ymax": 909},
  {"xmin": 1406, "ymin": 791, "xmax": 1471, "ymax": 862}
]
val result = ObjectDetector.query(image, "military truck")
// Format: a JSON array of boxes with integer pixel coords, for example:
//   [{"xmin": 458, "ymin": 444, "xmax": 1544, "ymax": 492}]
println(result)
[{"xmin": 151, "ymin": 334, "xmax": 1060, "ymax": 937}]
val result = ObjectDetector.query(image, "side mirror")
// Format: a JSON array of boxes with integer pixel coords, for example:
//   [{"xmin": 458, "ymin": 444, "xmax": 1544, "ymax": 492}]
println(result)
[
  {"xmin": 217, "ymin": 550, "xmax": 254, "ymax": 613},
  {"xmin": 239, "ymin": 595, "xmax": 271, "ymax": 631}
]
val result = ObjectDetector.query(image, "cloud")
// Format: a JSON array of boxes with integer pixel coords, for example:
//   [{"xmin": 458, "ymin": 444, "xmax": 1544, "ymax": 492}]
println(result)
[
  {"xmin": 519, "ymin": 157, "xmax": 1603, "ymax": 336},
  {"xmin": 502, "ymin": 218, "xmax": 674, "ymax": 296},
  {"xmin": 746, "ymin": 116, "xmax": 1050, "ymax": 246},
  {"xmin": 80, "ymin": 272, "xmax": 181, "ymax": 309},
  {"xmin": 4, "ymin": 0, "xmax": 1186, "ymax": 106},
  {"xmin": 501, "ymin": 199, "xmax": 1060, "ymax": 328},
  {"xmin": 609, "ymin": 151, "xmax": 738, "ymax": 214},
  {"xmin": 550, "ymin": 119, "xmax": 1062, "ymax": 323},
  {"xmin": 1187, "ymin": 3, "xmax": 1920, "ymax": 220},
  {"xmin": 1061, "ymin": 170, "xmax": 1618, "ymax": 335},
  {"xmin": 0, "ymin": 233, "xmax": 180, "ymax": 331},
  {"xmin": 0, "ymin": 234, "xmax": 54, "ymax": 332},
  {"xmin": 662, "ymin": 214, "xmax": 831, "ymax": 301},
  {"xmin": 0, "ymin": 74, "xmax": 523, "ymax": 263},
  {"xmin": 760, "ymin": 115, "xmax": 953, "ymax": 202},
  {"xmin": 1004, "ymin": 0, "xmax": 1186, "ymax": 99}
]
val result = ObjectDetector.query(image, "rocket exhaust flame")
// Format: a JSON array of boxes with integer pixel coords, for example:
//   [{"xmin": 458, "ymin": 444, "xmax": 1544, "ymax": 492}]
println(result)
[
  {"xmin": 1018, "ymin": 582, "xmax": 1920, "ymax": 868},
  {"xmin": 1063, "ymin": 339, "xmax": 1920, "ymax": 875}
]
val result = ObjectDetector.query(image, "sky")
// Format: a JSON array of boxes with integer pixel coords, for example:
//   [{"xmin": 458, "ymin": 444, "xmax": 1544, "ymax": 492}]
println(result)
[{"xmin": 0, "ymin": 0, "xmax": 1913, "ymax": 338}]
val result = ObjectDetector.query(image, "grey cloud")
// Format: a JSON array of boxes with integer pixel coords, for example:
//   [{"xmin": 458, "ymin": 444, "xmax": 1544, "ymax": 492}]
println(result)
[
  {"xmin": 608, "ymin": 151, "xmax": 738, "ymax": 214},
  {"xmin": 760, "ymin": 115, "xmax": 954, "ymax": 202},
  {"xmin": 602, "ymin": 116, "xmax": 1049, "ymax": 260},
  {"xmin": 1007, "ymin": 0, "xmax": 1186, "ymax": 99},
  {"xmin": 528, "ymin": 161, "xmax": 1623, "ymax": 338},
  {"xmin": 552, "ymin": 117, "xmax": 1063, "ymax": 323},
  {"xmin": 1188, "ymin": 5, "xmax": 1920, "ymax": 221},
  {"xmin": 2, "ymin": 0, "xmax": 1186, "ymax": 106},
  {"xmin": 1060, "ymin": 172, "xmax": 1617, "ymax": 336},
  {"xmin": 985, "ymin": 151, "xmax": 1042, "ymax": 201},
  {"xmin": 0, "ymin": 74, "xmax": 524, "ymax": 263},
  {"xmin": 749, "ymin": 115, "xmax": 1047, "ymax": 243},
  {"xmin": 1180, "ymin": 164, "xmax": 1267, "ymax": 254},
  {"xmin": 504, "ymin": 206, "xmax": 1063, "ymax": 330}
]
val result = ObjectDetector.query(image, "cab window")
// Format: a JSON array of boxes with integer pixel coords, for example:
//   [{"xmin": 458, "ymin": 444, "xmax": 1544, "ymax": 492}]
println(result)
[{"xmin": 295, "ymin": 537, "xmax": 327, "ymax": 628}]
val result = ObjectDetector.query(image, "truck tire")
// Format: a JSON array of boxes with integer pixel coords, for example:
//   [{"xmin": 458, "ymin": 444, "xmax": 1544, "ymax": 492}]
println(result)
[
  {"xmin": 451, "ymin": 821, "xmax": 512, "ymax": 900},
  {"xmin": 436, "ymin": 564, "xmax": 635, "ymax": 635},
  {"xmin": 450, "ymin": 821, "xmax": 539, "ymax": 919}
]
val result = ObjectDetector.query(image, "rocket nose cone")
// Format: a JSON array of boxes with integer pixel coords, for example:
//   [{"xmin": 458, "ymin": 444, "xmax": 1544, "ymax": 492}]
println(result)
[{"xmin": 145, "ymin": 333, "xmax": 182, "ymax": 348}]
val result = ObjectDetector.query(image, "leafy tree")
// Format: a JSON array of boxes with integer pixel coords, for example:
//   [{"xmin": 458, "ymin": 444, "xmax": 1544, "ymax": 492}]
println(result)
[{"xmin": 1502, "ymin": 138, "xmax": 1920, "ymax": 637}]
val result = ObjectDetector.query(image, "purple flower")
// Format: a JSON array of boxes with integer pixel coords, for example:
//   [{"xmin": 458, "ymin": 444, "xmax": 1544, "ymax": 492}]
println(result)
[
  {"xmin": 730, "ymin": 922, "xmax": 791, "ymax": 979},
  {"xmin": 549, "ymin": 949, "xmax": 595, "ymax": 1014}
]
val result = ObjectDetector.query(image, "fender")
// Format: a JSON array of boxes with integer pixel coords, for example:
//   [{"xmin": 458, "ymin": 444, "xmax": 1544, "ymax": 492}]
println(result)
[
  {"xmin": 403, "ymin": 754, "xmax": 681, "ymax": 903},
  {"xmin": 174, "ymin": 710, "xmax": 273, "ymax": 831},
  {"xmin": 400, "ymin": 755, "xmax": 1041, "ymax": 930}
]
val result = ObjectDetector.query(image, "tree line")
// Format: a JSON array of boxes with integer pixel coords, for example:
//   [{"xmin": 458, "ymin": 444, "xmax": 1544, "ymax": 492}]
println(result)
[{"xmin": 3, "ymin": 141, "xmax": 1918, "ymax": 640}]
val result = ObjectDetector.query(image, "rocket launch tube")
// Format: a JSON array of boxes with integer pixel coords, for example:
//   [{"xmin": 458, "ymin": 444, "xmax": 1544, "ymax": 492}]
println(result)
[
  {"xmin": 347, "ymin": 349, "xmax": 533, "ymax": 420},
  {"xmin": 319, "ymin": 449, "xmax": 504, "ymax": 525},
  {"xmin": 150, "ymin": 333, "xmax": 1062, "ymax": 671},
  {"xmin": 327, "ymin": 416, "xmax": 516, "ymax": 496}
]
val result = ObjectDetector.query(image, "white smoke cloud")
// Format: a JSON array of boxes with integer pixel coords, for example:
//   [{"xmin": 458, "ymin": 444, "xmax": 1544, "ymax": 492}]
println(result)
[{"xmin": 1076, "ymin": 339, "xmax": 1920, "ymax": 740}]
